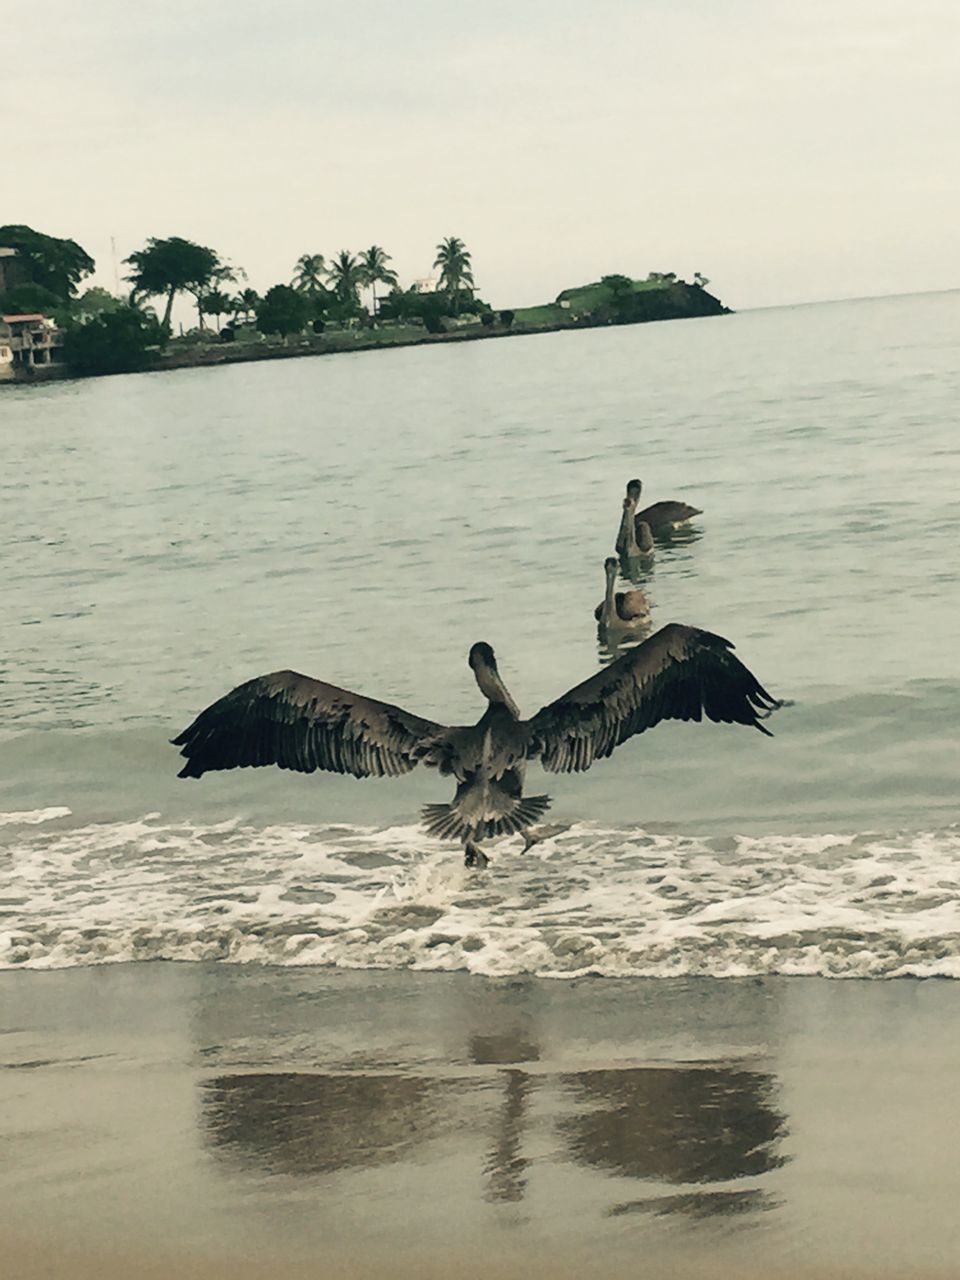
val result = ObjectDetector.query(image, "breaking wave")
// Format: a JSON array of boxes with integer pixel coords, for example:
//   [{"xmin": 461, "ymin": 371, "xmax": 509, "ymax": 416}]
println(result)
[{"xmin": 2, "ymin": 808, "xmax": 959, "ymax": 978}]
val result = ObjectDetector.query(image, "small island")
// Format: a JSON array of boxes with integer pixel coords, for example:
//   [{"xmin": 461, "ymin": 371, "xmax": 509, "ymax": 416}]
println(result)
[{"xmin": 0, "ymin": 225, "xmax": 729, "ymax": 384}]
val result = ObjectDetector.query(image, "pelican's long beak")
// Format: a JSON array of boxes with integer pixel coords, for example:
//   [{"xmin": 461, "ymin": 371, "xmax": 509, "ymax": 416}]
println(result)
[{"xmin": 477, "ymin": 654, "xmax": 521, "ymax": 719}]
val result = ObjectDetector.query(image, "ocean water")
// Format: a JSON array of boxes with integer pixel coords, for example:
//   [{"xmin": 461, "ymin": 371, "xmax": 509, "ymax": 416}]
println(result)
[{"xmin": 2, "ymin": 291, "xmax": 959, "ymax": 976}]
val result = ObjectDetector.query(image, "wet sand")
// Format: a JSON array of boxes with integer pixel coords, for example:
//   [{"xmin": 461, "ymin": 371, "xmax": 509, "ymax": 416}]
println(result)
[{"xmin": 2, "ymin": 966, "xmax": 959, "ymax": 1279}]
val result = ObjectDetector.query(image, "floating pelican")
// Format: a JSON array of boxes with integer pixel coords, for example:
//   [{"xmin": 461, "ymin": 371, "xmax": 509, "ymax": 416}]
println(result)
[
  {"xmin": 595, "ymin": 556, "xmax": 651, "ymax": 639},
  {"xmin": 615, "ymin": 479, "xmax": 701, "ymax": 552},
  {"xmin": 172, "ymin": 628, "xmax": 780, "ymax": 869},
  {"xmin": 617, "ymin": 497, "xmax": 655, "ymax": 560}
]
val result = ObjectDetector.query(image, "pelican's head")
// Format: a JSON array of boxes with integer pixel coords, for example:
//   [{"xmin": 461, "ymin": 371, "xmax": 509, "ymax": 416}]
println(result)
[
  {"xmin": 468, "ymin": 641, "xmax": 497, "ymax": 673},
  {"xmin": 468, "ymin": 642, "xmax": 519, "ymax": 716},
  {"xmin": 636, "ymin": 520, "xmax": 654, "ymax": 553},
  {"xmin": 604, "ymin": 556, "xmax": 619, "ymax": 576},
  {"xmin": 626, "ymin": 478, "xmax": 642, "ymax": 501}
]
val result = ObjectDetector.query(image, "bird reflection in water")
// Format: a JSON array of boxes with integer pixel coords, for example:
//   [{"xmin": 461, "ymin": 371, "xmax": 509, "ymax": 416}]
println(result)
[
  {"xmin": 200, "ymin": 1061, "xmax": 786, "ymax": 1222},
  {"xmin": 202, "ymin": 1072, "xmax": 454, "ymax": 1176},
  {"xmin": 469, "ymin": 1031, "xmax": 540, "ymax": 1205},
  {"xmin": 618, "ymin": 551, "xmax": 655, "ymax": 588},
  {"xmin": 559, "ymin": 1065, "xmax": 786, "ymax": 1218}
]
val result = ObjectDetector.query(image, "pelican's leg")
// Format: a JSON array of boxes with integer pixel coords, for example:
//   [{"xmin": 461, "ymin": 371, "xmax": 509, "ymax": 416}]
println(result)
[{"xmin": 463, "ymin": 840, "xmax": 489, "ymax": 869}]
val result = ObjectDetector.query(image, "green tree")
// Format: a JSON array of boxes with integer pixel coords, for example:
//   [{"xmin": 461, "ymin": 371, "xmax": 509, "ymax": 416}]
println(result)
[
  {"xmin": 0, "ymin": 282, "xmax": 68, "ymax": 319},
  {"xmin": 64, "ymin": 303, "xmax": 164, "ymax": 376},
  {"xmin": 600, "ymin": 274, "xmax": 634, "ymax": 321},
  {"xmin": 433, "ymin": 236, "xmax": 474, "ymax": 313},
  {"xmin": 292, "ymin": 253, "xmax": 327, "ymax": 295},
  {"xmin": 200, "ymin": 289, "xmax": 232, "ymax": 332},
  {"xmin": 75, "ymin": 286, "xmax": 125, "ymax": 318},
  {"xmin": 600, "ymin": 273, "xmax": 633, "ymax": 295},
  {"xmin": 255, "ymin": 284, "xmax": 311, "ymax": 339},
  {"xmin": 0, "ymin": 225, "xmax": 94, "ymax": 303},
  {"xmin": 231, "ymin": 287, "xmax": 261, "ymax": 323},
  {"xmin": 190, "ymin": 262, "xmax": 237, "ymax": 331},
  {"xmin": 359, "ymin": 245, "xmax": 398, "ymax": 319},
  {"xmin": 124, "ymin": 237, "xmax": 222, "ymax": 333},
  {"xmin": 326, "ymin": 251, "xmax": 365, "ymax": 311}
]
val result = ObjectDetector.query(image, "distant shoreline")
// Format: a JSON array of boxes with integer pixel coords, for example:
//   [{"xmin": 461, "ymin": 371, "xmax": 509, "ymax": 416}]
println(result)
[{"xmin": 1, "ymin": 296, "xmax": 730, "ymax": 386}]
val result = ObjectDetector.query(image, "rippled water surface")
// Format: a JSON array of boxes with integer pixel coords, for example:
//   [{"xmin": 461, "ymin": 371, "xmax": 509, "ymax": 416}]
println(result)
[{"xmin": 2, "ymin": 291, "xmax": 959, "ymax": 973}]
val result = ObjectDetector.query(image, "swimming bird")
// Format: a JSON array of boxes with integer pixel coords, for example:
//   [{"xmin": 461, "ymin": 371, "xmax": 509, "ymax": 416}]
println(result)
[
  {"xmin": 172, "ymin": 628, "xmax": 780, "ymax": 869},
  {"xmin": 617, "ymin": 497, "xmax": 655, "ymax": 560},
  {"xmin": 615, "ymin": 479, "xmax": 701, "ymax": 551},
  {"xmin": 594, "ymin": 556, "xmax": 651, "ymax": 638}
]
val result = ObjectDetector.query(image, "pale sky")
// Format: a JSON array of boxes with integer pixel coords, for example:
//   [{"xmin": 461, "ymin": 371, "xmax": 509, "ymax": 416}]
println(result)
[{"xmin": 5, "ymin": 0, "xmax": 959, "ymax": 311}]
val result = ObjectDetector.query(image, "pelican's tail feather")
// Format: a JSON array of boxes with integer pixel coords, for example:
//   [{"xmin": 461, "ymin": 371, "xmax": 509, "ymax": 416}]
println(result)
[{"xmin": 422, "ymin": 792, "xmax": 552, "ymax": 843}]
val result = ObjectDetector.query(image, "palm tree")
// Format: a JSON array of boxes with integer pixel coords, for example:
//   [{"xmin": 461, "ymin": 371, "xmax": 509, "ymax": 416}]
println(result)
[
  {"xmin": 191, "ymin": 262, "xmax": 236, "ymax": 330},
  {"xmin": 359, "ymin": 245, "xmax": 398, "ymax": 320},
  {"xmin": 326, "ymin": 251, "xmax": 365, "ymax": 310},
  {"xmin": 232, "ymin": 287, "xmax": 261, "ymax": 324},
  {"xmin": 292, "ymin": 254, "xmax": 327, "ymax": 295},
  {"xmin": 433, "ymin": 236, "xmax": 475, "ymax": 313},
  {"xmin": 200, "ymin": 289, "xmax": 232, "ymax": 332}
]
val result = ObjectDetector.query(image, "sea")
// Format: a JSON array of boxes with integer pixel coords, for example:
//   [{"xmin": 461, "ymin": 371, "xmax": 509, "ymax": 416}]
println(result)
[{"xmin": 2, "ymin": 290, "xmax": 959, "ymax": 979}]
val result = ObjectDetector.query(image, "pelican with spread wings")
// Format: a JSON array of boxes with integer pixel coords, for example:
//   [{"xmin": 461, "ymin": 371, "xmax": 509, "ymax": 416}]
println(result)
[{"xmin": 173, "ymin": 626, "xmax": 780, "ymax": 868}]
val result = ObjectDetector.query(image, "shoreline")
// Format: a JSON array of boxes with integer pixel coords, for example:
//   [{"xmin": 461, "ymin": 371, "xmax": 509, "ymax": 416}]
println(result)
[{"xmin": 0, "ymin": 292, "xmax": 730, "ymax": 386}]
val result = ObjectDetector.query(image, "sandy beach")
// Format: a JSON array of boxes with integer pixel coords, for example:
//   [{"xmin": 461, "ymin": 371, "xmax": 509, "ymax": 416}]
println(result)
[{"xmin": 2, "ymin": 965, "xmax": 959, "ymax": 1279}]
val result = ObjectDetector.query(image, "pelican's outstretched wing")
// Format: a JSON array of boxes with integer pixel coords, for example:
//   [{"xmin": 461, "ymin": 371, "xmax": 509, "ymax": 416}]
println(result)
[
  {"xmin": 525, "ymin": 624, "xmax": 781, "ymax": 774},
  {"xmin": 172, "ymin": 671, "xmax": 446, "ymax": 780}
]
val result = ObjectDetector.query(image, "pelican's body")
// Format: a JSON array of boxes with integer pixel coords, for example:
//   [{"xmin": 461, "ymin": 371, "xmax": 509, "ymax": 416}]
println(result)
[
  {"xmin": 595, "ymin": 556, "xmax": 651, "ymax": 639},
  {"xmin": 615, "ymin": 479, "xmax": 701, "ymax": 552},
  {"xmin": 617, "ymin": 497, "xmax": 655, "ymax": 561},
  {"xmin": 173, "ymin": 628, "xmax": 780, "ymax": 868}
]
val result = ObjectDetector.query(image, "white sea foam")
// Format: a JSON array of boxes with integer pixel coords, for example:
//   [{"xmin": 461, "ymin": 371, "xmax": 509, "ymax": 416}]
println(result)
[
  {"xmin": 0, "ymin": 806, "xmax": 72, "ymax": 827},
  {"xmin": 2, "ymin": 811, "xmax": 959, "ymax": 977}
]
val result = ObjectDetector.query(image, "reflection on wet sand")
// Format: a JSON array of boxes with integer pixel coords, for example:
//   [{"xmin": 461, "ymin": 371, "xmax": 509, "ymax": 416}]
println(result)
[
  {"xmin": 200, "ymin": 1059, "xmax": 785, "ymax": 1217},
  {"xmin": 468, "ymin": 1026, "xmax": 539, "ymax": 1203},
  {"xmin": 203, "ymin": 1072, "xmax": 454, "ymax": 1176},
  {"xmin": 608, "ymin": 1188, "xmax": 779, "ymax": 1219},
  {"xmin": 559, "ymin": 1066, "xmax": 786, "ymax": 1185},
  {"xmin": 484, "ymin": 1069, "xmax": 533, "ymax": 1203}
]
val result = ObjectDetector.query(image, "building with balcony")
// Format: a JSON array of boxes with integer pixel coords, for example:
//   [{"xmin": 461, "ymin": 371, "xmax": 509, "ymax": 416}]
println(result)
[{"xmin": 1, "ymin": 313, "xmax": 65, "ymax": 369}]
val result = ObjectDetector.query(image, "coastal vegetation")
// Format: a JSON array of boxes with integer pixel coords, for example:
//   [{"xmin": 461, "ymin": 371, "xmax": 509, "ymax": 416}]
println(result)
[
  {"xmin": 64, "ymin": 304, "xmax": 165, "ymax": 376},
  {"xmin": 433, "ymin": 236, "xmax": 474, "ymax": 313},
  {"xmin": 124, "ymin": 236, "xmax": 236, "ymax": 331},
  {"xmin": 0, "ymin": 224, "xmax": 95, "ymax": 318},
  {"xmin": 1, "ymin": 223, "xmax": 729, "ymax": 381}
]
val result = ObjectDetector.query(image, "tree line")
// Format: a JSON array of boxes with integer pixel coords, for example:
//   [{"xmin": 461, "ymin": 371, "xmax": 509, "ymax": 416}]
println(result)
[
  {"xmin": 0, "ymin": 224, "xmax": 483, "ymax": 372},
  {"xmin": 123, "ymin": 234, "xmax": 480, "ymax": 339},
  {"xmin": 1, "ymin": 223, "xmax": 716, "ymax": 376}
]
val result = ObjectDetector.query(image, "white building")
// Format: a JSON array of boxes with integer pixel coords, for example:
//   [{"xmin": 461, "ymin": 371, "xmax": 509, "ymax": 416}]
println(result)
[
  {"xmin": 1, "ymin": 313, "xmax": 64, "ymax": 369},
  {"xmin": 0, "ymin": 327, "xmax": 13, "ymax": 380}
]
